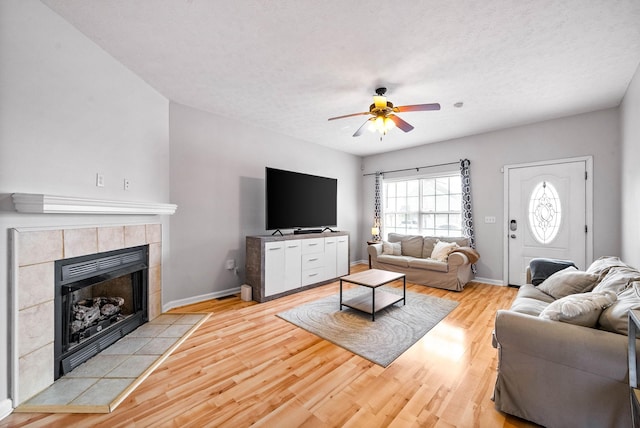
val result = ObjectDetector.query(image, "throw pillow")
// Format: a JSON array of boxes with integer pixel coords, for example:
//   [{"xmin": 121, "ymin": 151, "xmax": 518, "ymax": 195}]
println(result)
[
  {"xmin": 430, "ymin": 240, "xmax": 458, "ymax": 262},
  {"xmin": 598, "ymin": 281, "xmax": 640, "ymax": 335},
  {"xmin": 537, "ymin": 266, "xmax": 600, "ymax": 299},
  {"xmin": 401, "ymin": 236, "xmax": 424, "ymax": 258},
  {"xmin": 382, "ymin": 241, "xmax": 401, "ymax": 256},
  {"xmin": 539, "ymin": 290, "xmax": 617, "ymax": 327}
]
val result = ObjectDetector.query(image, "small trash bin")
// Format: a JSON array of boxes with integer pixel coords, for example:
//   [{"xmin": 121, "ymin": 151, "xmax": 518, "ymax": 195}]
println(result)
[{"xmin": 240, "ymin": 284, "xmax": 252, "ymax": 301}]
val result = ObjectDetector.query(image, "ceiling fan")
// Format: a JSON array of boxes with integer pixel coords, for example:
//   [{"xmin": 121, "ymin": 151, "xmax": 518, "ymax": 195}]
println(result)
[{"xmin": 328, "ymin": 87, "xmax": 441, "ymax": 137}]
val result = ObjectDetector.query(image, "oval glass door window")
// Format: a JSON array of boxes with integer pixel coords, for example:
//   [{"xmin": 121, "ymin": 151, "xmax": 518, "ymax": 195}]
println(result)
[{"xmin": 528, "ymin": 181, "xmax": 561, "ymax": 244}]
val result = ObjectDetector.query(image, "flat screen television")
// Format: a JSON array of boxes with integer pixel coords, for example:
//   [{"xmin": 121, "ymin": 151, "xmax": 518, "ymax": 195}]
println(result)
[{"xmin": 265, "ymin": 167, "xmax": 337, "ymax": 232}]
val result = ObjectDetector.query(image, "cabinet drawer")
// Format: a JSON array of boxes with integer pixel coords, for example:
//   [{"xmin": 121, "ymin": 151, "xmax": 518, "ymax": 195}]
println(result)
[
  {"xmin": 301, "ymin": 267, "xmax": 325, "ymax": 286},
  {"xmin": 302, "ymin": 253, "xmax": 325, "ymax": 270},
  {"xmin": 302, "ymin": 238, "xmax": 324, "ymax": 254}
]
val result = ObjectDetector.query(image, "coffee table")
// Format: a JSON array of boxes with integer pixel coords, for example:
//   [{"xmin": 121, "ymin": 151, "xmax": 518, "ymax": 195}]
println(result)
[{"xmin": 339, "ymin": 269, "xmax": 406, "ymax": 321}]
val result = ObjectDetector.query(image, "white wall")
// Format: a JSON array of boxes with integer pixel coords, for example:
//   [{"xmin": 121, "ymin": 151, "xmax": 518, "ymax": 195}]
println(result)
[
  {"xmin": 0, "ymin": 0, "xmax": 170, "ymax": 412},
  {"xmin": 168, "ymin": 102, "xmax": 363, "ymax": 306},
  {"xmin": 362, "ymin": 108, "xmax": 621, "ymax": 283},
  {"xmin": 621, "ymin": 62, "xmax": 640, "ymax": 268}
]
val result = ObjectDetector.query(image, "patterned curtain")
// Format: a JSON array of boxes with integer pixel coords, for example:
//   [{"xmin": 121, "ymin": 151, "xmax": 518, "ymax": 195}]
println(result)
[
  {"xmin": 460, "ymin": 159, "xmax": 477, "ymax": 273},
  {"xmin": 373, "ymin": 172, "xmax": 382, "ymax": 240}
]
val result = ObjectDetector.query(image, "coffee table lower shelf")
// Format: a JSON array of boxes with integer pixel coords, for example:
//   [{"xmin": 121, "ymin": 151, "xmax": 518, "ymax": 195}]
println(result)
[{"xmin": 341, "ymin": 291, "xmax": 404, "ymax": 318}]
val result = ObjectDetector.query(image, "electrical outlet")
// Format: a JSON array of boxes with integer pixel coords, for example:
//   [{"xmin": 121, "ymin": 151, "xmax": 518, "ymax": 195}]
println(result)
[
  {"xmin": 96, "ymin": 173, "xmax": 105, "ymax": 187},
  {"xmin": 124, "ymin": 179, "xmax": 130, "ymax": 191},
  {"xmin": 225, "ymin": 259, "xmax": 235, "ymax": 270}
]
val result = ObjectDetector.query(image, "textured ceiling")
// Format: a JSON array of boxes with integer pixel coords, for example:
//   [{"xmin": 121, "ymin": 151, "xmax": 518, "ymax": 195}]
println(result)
[{"xmin": 42, "ymin": 0, "xmax": 640, "ymax": 156}]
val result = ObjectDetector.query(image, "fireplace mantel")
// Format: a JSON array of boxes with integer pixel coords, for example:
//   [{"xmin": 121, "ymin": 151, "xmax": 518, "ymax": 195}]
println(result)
[{"xmin": 12, "ymin": 193, "xmax": 177, "ymax": 215}]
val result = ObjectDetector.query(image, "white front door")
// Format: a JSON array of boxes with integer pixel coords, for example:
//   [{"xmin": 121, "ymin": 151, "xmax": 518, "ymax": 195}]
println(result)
[{"xmin": 505, "ymin": 158, "xmax": 592, "ymax": 286}]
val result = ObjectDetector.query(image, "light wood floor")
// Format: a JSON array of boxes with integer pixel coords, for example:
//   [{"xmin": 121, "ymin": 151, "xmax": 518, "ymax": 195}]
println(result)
[{"xmin": 2, "ymin": 264, "xmax": 539, "ymax": 428}]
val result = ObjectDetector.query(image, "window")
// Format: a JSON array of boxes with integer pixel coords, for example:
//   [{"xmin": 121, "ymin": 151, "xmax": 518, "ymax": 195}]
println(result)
[
  {"xmin": 528, "ymin": 181, "xmax": 561, "ymax": 244},
  {"xmin": 383, "ymin": 174, "xmax": 462, "ymax": 238}
]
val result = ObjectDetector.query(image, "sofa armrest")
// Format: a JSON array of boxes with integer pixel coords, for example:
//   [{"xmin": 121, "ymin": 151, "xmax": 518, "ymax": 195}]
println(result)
[
  {"xmin": 448, "ymin": 251, "xmax": 469, "ymax": 267},
  {"xmin": 368, "ymin": 243, "xmax": 382, "ymax": 260},
  {"xmin": 494, "ymin": 309, "xmax": 629, "ymax": 380}
]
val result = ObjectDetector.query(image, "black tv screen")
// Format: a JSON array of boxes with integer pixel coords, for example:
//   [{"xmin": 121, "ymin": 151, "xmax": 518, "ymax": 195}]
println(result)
[{"xmin": 265, "ymin": 167, "xmax": 337, "ymax": 230}]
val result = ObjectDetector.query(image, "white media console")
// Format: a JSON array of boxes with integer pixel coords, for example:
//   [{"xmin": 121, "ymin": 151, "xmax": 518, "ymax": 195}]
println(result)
[{"xmin": 245, "ymin": 231, "xmax": 349, "ymax": 302}]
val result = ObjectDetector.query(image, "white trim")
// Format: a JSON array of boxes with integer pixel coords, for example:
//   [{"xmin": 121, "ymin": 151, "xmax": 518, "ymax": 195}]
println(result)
[
  {"xmin": 0, "ymin": 399, "xmax": 13, "ymax": 421},
  {"xmin": 9, "ymin": 229, "xmax": 18, "ymax": 406},
  {"xmin": 474, "ymin": 277, "xmax": 505, "ymax": 286},
  {"xmin": 163, "ymin": 287, "xmax": 242, "ymax": 312},
  {"xmin": 502, "ymin": 156, "xmax": 593, "ymax": 285},
  {"xmin": 11, "ymin": 193, "xmax": 177, "ymax": 215}
]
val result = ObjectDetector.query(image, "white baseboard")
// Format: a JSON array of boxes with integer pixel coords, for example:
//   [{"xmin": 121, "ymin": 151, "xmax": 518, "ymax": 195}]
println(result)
[
  {"xmin": 163, "ymin": 287, "xmax": 241, "ymax": 312},
  {"xmin": 0, "ymin": 399, "xmax": 13, "ymax": 421},
  {"xmin": 474, "ymin": 277, "xmax": 505, "ymax": 286}
]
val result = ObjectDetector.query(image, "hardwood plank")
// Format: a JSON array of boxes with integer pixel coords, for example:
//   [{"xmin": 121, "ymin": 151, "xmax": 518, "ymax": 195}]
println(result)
[{"xmin": 0, "ymin": 264, "xmax": 540, "ymax": 428}]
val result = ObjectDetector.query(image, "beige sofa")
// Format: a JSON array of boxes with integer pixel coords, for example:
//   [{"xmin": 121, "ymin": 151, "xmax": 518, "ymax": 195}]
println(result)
[
  {"xmin": 367, "ymin": 233, "xmax": 477, "ymax": 291},
  {"xmin": 493, "ymin": 256, "xmax": 640, "ymax": 428}
]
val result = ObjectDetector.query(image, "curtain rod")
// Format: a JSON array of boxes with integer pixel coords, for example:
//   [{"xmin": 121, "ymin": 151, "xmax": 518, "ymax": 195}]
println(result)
[{"xmin": 362, "ymin": 160, "xmax": 464, "ymax": 177}]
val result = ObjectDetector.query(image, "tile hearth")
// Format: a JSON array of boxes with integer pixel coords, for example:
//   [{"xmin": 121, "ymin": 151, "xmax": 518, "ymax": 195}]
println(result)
[{"xmin": 15, "ymin": 313, "xmax": 208, "ymax": 413}]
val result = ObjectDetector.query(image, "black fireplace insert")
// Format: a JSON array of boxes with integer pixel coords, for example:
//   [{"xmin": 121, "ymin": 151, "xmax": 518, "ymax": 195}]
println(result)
[{"xmin": 54, "ymin": 245, "xmax": 149, "ymax": 379}]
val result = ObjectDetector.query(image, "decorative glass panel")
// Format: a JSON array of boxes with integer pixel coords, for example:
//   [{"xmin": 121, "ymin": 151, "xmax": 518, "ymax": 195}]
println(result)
[{"xmin": 528, "ymin": 181, "xmax": 562, "ymax": 244}]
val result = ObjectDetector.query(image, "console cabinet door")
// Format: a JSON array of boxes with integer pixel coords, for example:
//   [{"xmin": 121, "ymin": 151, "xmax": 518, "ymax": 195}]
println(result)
[
  {"xmin": 336, "ymin": 235, "xmax": 349, "ymax": 276},
  {"xmin": 264, "ymin": 241, "xmax": 285, "ymax": 297},
  {"xmin": 324, "ymin": 237, "xmax": 337, "ymax": 279},
  {"xmin": 284, "ymin": 240, "xmax": 302, "ymax": 290}
]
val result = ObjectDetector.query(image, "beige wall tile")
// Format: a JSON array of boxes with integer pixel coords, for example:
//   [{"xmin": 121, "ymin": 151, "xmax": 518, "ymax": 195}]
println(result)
[
  {"xmin": 18, "ymin": 230, "xmax": 63, "ymax": 266},
  {"xmin": 18, "ymin": 344, "xmax": 54, "ymax": 405},
  {"xmin": 149, "ymin": 242, "xmax": 162, "ymax": 267},
  {"xmin": 124, "ymin": 225, "xmax": 146, "ymax": 247},
  {"xmin": 148, "ymin": 291, "xmax": 162, "ymax": 321},
  {"xmin": 148, "ymin": 265, "xmax": 162, "ymax": 295},
  {"xmin": 146, "ymin": 224, "xmax": 162, "ymax": 244},
  {"xmin": 97, "ymin": 226, "xmax": 125, "ymax": 253},
  {"xmin": 18, "ymin": 262, "xmax": 54, "ymax": 311},
  {"xmin": 63, "ymin": 228, "xmax": 98, "ymax": 258},
  {"xmin": 18, "ymin": 301, "xmax": 54, "ymax": 357}
]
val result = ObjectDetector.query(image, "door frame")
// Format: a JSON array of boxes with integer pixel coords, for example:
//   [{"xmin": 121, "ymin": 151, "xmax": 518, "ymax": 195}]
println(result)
[{"xmin": 502, "ymin": 156, "xmax": 593, "ymax": 286}]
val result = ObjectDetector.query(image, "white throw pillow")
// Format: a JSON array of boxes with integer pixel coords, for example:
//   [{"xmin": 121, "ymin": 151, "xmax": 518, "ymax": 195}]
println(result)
[
  {"xmin": 382, "ymin": 241, "xmax": 401, "ymax": 256},
  {"xmin": 537, "ymin": 267, "xmax": 600, "ymax": 299},
  {"xmin": 430, "ymin": 240, "xmax": 458, "ymax": 262},
  {"xmin": 539, "ymin": 290, "xmax": 617, "ymax": 327}
]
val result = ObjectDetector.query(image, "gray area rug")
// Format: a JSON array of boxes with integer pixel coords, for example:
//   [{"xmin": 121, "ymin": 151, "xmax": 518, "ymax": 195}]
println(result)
[{"xmin": 277, "ymin": 287, "xmax": 459, "ymax": 367}]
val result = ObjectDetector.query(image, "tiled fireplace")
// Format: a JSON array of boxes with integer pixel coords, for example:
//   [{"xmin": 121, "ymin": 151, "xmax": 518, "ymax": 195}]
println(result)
[{"xmin": 11, "ymin": 224, "xmax": 163, "ymax": 405}]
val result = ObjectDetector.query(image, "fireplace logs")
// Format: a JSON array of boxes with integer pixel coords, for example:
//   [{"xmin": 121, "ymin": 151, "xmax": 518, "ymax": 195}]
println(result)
[{"xmin": 71, "ymin": 297, "xmax": 125, "ymax": 338}]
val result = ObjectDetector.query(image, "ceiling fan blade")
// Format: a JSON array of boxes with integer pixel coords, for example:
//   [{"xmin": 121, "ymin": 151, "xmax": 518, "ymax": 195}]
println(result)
[
  {"xmin": 328, "ymin": 111, "xmax": 370, "ymax": 121},
  {"xmin": 353, "ymin": 118, "xmax": 371, "ymax": 137},
  {"xmin": 389, "ymin": 114, "xmax": 414, "ymax": 132},
  {"xmin": 395, "ymin": 103, "xmax": 441, "ymax": 112}
]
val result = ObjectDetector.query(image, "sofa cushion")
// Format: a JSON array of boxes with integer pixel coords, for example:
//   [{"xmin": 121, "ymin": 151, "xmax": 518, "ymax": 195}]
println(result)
[
  {"xmin": 422, "ymin": 237, "xmax": 438, "ymax": 258},
  {"xmin": 537, "ymin": 267, "xmax": 600, "ymax": 299},
  {"xmin": 431, "ymin": 240, "xmax": 459, "ymax": 262},
  {"xmin": 382, "ymin": 241, "xmax": 401, "ymax": 256},
  {"xmin": 529, "ymin": 258, "xmax": 577, "ymax": 286},
  {"xmin": 401, "ymin": 236, "xmax": 424, "ymax": 258},
  {"xmin": 592, "ymin": 266, "xmax": 640, "ymax": 294},
  {"xmin": 515, "ymin": 284, "xmax": 556, "ymax": 304},
  {"xmin": 599, "ymin": 281, "xmax": 640, "ymax": 335},
  {"xmin": 509, "ymin": 297, "xmax": 551, "ymax": 316},
  {"xmin": 408, "ymin": 258, "xmax": 448, "ymax": 272},
  {"xmin": 539, "ymin": 290, "xmax": 617, "ymax": 327},
  {"xmin": 376, "ymin": 255, "xmax": 411, "ymax": 268}
]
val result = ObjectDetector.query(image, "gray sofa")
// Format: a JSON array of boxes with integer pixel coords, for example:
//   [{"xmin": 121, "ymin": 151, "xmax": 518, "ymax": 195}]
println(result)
[
  {"xmin": 493, "ymin": 256, "xmax": 640, "ymax": 428},
  {"xmin": 367, "ymin": 233, "xmax": 478, "ymax": 291}
]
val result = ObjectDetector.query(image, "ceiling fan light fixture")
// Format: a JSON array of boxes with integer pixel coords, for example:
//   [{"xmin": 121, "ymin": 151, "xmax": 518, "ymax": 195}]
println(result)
[{"xmin": 373, "ymin": 95, "xmax": 387, "ymax": 109}]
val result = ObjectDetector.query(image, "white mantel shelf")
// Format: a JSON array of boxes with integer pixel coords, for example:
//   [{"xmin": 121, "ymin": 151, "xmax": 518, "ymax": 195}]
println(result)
[{"xmin": 11, "ymin": 193, "xmax": 177, "ymax": 215}]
